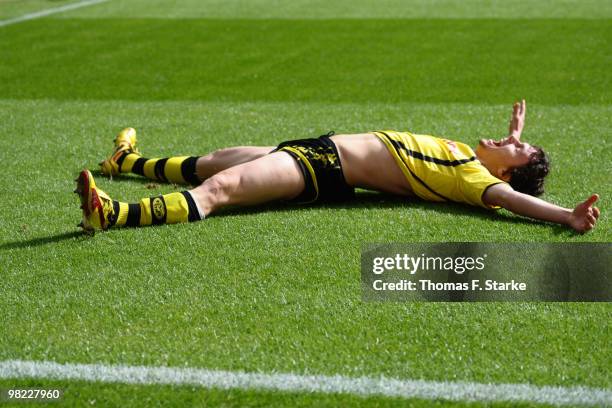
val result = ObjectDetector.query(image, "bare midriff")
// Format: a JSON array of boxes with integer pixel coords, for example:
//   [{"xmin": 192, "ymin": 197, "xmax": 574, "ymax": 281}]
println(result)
[{"xmin": 330, "ymin": 133, "xmax": 415, "ymax": 196}]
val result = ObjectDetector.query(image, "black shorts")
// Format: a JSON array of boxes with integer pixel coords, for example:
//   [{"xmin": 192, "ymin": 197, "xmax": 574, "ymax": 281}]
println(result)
[{"xmin": 273, "ymin": 132, "xmax": 355, "ymax": 204}]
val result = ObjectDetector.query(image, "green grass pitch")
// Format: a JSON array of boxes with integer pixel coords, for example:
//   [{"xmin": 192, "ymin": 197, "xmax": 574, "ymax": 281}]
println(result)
[{"xmin": 0, "ymin": 0, "xmax": 610, "ymax": 406}]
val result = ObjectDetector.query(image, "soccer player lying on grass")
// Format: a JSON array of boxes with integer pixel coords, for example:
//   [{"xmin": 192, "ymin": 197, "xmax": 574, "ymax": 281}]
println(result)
[{"xmin": 74, "ymin": 100, "xmax": 600, "ymax": 234}]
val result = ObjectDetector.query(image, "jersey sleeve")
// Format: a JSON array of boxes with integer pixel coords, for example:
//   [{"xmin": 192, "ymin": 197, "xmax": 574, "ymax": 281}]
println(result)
[{"xmin": 457, "ymin": 164, "xmax": 508, "ymax": 209}]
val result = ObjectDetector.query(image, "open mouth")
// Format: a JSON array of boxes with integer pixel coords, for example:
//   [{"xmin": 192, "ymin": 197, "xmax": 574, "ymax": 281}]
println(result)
[{"xmin": 480, "ymin": 139, "xmax": 502, "ymax": 147}]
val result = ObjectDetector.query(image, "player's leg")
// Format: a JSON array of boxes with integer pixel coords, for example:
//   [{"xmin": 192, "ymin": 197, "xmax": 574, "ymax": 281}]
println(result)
[
  {"xmin": 195, "ymin": 146, "xmax": 274, "ymax": 180},
  {"xmin": 109, "ymin": 146, "xmax": 272, "ymax": 185},
  {"xmin": 75, "ymin": 152, "xmax": 303, "ymax": 232},
  {"xmin": 100, "ymin": 128, "xmax": 273, "ymax": 184},
  {"xmin": 75, "ymin": 168, "xmax": 204, "ymax": 231},
  {"xmin": 189, "ymin": 152, "xmax": 304, "ymax": 216}
]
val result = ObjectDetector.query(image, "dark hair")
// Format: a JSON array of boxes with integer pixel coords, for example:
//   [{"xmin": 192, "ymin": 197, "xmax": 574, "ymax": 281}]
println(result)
[{"xmin": 509, "ymin": 146, "xmax": 550, "ymax": 196}]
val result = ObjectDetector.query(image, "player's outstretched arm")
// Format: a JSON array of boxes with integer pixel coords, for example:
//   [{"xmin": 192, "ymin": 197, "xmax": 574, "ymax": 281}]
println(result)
[
  {"xmin": 508, "ymin": 99, "xmax": 526, "ymax": 139},
  {"xmin": 482, "ymin": 183, "xmax": 601, "ymax": 233}
]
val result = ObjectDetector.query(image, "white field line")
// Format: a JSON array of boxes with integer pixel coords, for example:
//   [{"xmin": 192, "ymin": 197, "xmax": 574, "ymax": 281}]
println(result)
[
  {"xmin": 1, "ymin": 360, "xmax": 611, "ymax": 406},
  {"xmin": 0, "ymin": 0, "xmax": 108, "ymax": 28}
]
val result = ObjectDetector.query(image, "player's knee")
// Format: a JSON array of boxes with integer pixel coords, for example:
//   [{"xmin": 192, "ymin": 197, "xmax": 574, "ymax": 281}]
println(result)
[
  {"xmin": 197, "ymin": 148, "xmax": 238, "ymax": 179},
  {"xmin": 210, "ymin": 147, "xmax": 228, "ymax": 158},
  {"xmin": 203, "ymin": 172, "xmax": 237, "ymax": 202},
  {"xmin": 212, "ymin": 147, "xmax": 242, "ymax": 159},
  {"xmin": 200, "ymin": 148, "xmax": 228, "ymax": 167}
]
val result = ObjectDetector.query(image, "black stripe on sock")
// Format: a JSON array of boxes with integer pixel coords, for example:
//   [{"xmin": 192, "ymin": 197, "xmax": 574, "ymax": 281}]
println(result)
[
  {"xmin": 116, "ymin": 152, "xmax": 128, "ymax": 171},
  {"xmin": 150, "ymin": 196, "xmax": 167, "ymax": 225},
  {"xmin": 110, "ymin": 200, "xmax": 120, "ymax": 226},
  {"xmin": 181, "ymin": 191, "xmax": 201, "ymax": 222},
  {"xmin": 131, "ymin": 157, "xmax": 147, "ymax": 176},
  {"xmin": 181, "ymin": 156, "xmax": 201, "ymax": 185},
  {"xmin": 154, "ymin": 158, "xmax": 169, "ymax": 182},
  {"xmin": 126, "ymin": 203, "xmax": 141, "ymax": 227}
]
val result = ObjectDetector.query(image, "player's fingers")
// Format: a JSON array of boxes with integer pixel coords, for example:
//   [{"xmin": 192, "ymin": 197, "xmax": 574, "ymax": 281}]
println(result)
[
  {"xmin": 587, "ymin": 214, "xmax": 596, "ymax": 224},
  {"xmin": 583, "ymin": 194, "xmax": 599, "ymax": 208},
  {"xmin": 578, "ymin": 220, "xmax": 592, "ymax": 232},
  {"xmin": 521, "ymin": 99, "xmax": 526, "ymax": 115},
  {"xmin": 593, "ymin": 206, "xmax": 600, "ymax": 218}
]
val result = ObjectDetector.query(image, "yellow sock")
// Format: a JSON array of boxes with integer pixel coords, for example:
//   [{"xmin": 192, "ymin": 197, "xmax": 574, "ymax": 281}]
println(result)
[
  {"xmin": 111, "ymin": 192, "xmax": 201, "ymax": 227},
  {"xmin": 117, "ymin": 153, "xmax": 201, "ymax": 185}
]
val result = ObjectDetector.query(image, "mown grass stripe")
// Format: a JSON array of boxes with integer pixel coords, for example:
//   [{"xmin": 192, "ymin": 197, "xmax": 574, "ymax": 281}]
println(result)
[
  {"xmin": 0, "ymin": 0, "xmax": 108, "ymax": 28},
  {"xmin": 1, "ymin": 19, "xmax": 609, "ymax": 104},
  {"xmin": 1, "ymin": 360, "xmax": 610, "ymax": 406}
]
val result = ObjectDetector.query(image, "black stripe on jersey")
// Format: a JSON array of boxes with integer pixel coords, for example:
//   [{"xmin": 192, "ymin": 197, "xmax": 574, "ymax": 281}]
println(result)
[
  {"xmin": 380, "ymin": 131, "xmax": 476, "ymax": 166},
  {"xmin": 380, "ymin": 131, "xmax": 451, "ymax": 202}
]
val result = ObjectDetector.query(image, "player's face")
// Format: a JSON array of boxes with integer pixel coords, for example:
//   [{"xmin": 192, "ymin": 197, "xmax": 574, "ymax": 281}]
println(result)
[{"xmin": 475, "ymin": 135, "xmax": 537, "ymax": 178}]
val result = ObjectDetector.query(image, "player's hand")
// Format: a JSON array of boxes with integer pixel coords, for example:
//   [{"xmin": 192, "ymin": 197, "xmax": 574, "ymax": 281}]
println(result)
[
  {"xmin": 508, "ymin": 99, "xmax": 526, "ymax": 139},
  {"xmin": 568, "ymin": 194, "xmax": 600, "ymax": 233}
]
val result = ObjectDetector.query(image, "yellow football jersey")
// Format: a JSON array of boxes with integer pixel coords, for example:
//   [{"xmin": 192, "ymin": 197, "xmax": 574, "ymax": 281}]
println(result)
[{"xmin": 374, "ymin": 130, "xmax": 506, "ymax": 208}]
